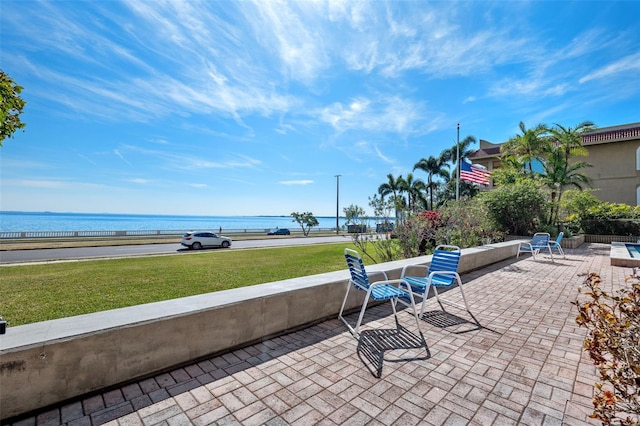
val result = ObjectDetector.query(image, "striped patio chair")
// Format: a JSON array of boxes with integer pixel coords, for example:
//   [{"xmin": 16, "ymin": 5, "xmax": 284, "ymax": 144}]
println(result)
[
  {"xmin": 517, "ymin": 232, "xmax": 553, "ymax": 261},
  {"xmin": 400, "ymin": 245, "xmax": 472, "ymax": 318},
  {"xmin": 339, "ymin": 248, "xmax": 421, "ymax": 337}
]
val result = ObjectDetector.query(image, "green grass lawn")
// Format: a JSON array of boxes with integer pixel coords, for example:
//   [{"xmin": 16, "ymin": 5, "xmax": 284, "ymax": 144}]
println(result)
[{"xmin": 1, "ymin": 243, "xmax": 365, "ymax": 326}]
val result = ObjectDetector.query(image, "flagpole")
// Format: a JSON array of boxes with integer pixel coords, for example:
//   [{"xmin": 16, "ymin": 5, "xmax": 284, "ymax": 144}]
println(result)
[{"xmin": 456, "ymin": 123, "xmax": 460, "ymax": 201}]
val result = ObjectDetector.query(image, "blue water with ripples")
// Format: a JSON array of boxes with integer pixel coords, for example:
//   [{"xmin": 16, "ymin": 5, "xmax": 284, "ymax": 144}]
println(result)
[{"xmin": 0, "ymin": 211, "xmax": 350, "ymax": 232}]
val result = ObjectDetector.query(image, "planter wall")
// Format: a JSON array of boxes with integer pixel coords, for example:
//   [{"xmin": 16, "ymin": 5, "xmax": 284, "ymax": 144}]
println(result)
[{"xmin": 584, "ymin": 234, "xmax": 638, "ymax": 244}]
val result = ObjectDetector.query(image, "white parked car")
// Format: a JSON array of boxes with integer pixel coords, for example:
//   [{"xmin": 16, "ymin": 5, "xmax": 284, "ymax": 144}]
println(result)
[{"xmin": 181, "ymin": 231, "xmax": 232, "ymax": 250}]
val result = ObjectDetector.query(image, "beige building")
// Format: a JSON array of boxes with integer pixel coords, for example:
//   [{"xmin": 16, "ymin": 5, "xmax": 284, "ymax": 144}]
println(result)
[{"xmin": 468, "ymin": 122, "xmax": 640, "ymax": 206}]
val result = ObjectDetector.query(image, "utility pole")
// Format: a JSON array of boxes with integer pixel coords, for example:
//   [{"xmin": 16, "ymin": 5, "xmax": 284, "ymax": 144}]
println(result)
[
  {"xmin": 335, "ymin": 175, "xmax": 341, "ymax": 234},
  {"xmin": 456, "ymin": 123, "xmax": 460, "ymax": 201}
]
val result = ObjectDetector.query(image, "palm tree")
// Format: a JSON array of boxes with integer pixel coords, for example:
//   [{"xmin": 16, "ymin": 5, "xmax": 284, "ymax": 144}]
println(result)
[
  {"xmin": 438, "ymin": 177, "xmax": 480, "ymax": 202},
  {"xmin": 400, "ymin": 173, "xmax": 427, "ymax": 212},
  {"xmin": 500, "ymin": 121, "xmax": 548, "ymax": 174},
  {"xmin": 440, "ymin": 135, "xmax": 477, "ymax": 166},
  {"xmin": 378, "ymin": 173, "xmax": 401, "ymax": 201},
  {"xmin": 543, "ymin": 121, "xmax": 595, "ymax": 224},
  {"xmin": 414, "ymin": 155, "xmax": 448, "ymax": 210},
  {"xmin": 440, "ymin": 135, "xmax": 477, "ymax": 199},
  {"xmin": 378, "ymin": 173, "xmax": 404, "ymax": 222}
]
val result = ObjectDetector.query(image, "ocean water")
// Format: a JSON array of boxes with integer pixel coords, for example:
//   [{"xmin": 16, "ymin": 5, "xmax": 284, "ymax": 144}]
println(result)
[{"xmin": 0, "ymin": 211, "xmax": 351, "ymax": 232}]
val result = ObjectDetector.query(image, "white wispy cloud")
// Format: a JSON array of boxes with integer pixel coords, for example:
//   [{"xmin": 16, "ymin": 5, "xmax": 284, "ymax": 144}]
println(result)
[
  {"xmin": 127, "ymin": 178, "xmax": 150, "ymax": 184},
  {"xmin": 242, "ymin": 1, "xmax": 330, "ymax": 84},
  {"xmin": 5, "ymin": 179, "xmax": 106, "ymax": 189},
  {"xmin": 121, "ymin": 145, "xmax": 262, "ymax": 171},
  {"xmin": 11, "ymin": 179, "xmax": 69, "ymax": 189},
  {"xmin": 78, "ymin": 154, "xmax": 97, "ymax": 166},
  {"xmin": 114, "ymin": 149, "xmax": 132, "ymax": 166},
  {"xmin": 6, "ymin": 1, "xmax": 295, "ymax": 125},
  {"xmin": 279, "ymin": 180, "xmax": 314, "ymax": 185},
  {"xmin": 338, "ymin": 3, "xmax": 534, "ymax": 78},
  {"xmin": 318, "ymin": 95, "xmax": 428, "ymax": 137},
  {"xmin": 579, "ymin": 52, "xmax": 640, "ymax": 84},
  {"xmin": 374, "ymin": 145, "xmax": 394, "ymax": 165}
]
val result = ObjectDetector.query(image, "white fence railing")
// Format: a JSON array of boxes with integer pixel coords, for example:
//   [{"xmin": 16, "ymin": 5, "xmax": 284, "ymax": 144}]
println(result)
[{"xmin": 0, "ymin": 227, "xmax": 340, "ymax": 239}]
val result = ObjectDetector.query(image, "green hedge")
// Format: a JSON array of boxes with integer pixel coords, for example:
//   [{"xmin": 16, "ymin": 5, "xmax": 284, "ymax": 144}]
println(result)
[{"xmin": 580, "ymin": 219, "xmax": 640, "ymax": 236}]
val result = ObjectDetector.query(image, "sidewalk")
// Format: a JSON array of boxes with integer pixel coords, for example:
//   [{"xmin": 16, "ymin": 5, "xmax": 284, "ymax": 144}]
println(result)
[{"xmin": 6, "ymin": 243, "xmax": 630, "ymax": 426}]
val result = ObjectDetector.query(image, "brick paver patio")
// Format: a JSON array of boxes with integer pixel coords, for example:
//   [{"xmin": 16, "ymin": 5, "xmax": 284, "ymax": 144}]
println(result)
[{"xmin": 6, "ymin": 243, "xmax": 635, "ymax": 426}]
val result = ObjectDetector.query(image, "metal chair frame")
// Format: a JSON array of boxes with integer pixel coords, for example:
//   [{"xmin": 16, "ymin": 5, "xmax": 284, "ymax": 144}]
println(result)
[
  {"xmin": 339, "ymin": 248, "xmax": 421, "ymax": 337},
  {"xmin": 549, "ymin": 232, "xmax": 566, "ymax": 258},
  {"xmin": 400, "ymin": 245, "xmax": 471, "ymax": 318},
  {"xmin": 517, "ymin": 232, "xmax": 553, "ymax": 261}
]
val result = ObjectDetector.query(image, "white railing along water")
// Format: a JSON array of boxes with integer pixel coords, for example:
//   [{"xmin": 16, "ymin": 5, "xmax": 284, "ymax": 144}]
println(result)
[{"xmin": 0, "ymin": 227, "xmax": 340, "ymax": 239}]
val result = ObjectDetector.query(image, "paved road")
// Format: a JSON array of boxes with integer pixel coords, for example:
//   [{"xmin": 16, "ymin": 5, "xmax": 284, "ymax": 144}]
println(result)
[{"xmin": 0, "ymin": 235, "xmax": 353, "ymax": 264}]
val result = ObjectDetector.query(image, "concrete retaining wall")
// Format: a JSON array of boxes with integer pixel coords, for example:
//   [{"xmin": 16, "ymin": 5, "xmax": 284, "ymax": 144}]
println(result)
[{"xmin": 0, "ymin": 241, "xmax": 521, "ymax": 420}]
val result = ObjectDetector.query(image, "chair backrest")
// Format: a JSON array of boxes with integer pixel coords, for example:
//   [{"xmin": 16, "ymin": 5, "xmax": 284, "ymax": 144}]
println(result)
[
  {"xmin": 428, "ymin": 245, "xmax": 461, "ymax": 275},
  {"xmin": 344, "ymin": 248, "xmax": 370, "ymax": 291},
  {"xmin": 554, "ymin": 232, "xmax": 564, "ymax": 245},
  {"xmin": 531, "ymin": 233, "xmax": 550, "ymax": 247}
]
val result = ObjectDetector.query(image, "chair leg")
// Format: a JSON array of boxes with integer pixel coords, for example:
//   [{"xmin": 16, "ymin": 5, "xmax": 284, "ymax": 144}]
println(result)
[
  {"xmin": 353, "ymin": 288, "xmax": 375, "ymax": 336},
  {"xmin": 338, "ymin": 283, "xmax": 358, "ymax": 335},
  {"xmin": 432, "ymin": 279, "xmax": 471, "ymax": 313},
  {"xmin": 455, "ymin": 276, "xmax": 471, "ymax": 312},
  {"xmin": 399, "ymin": 282, "xmax": 423, "ymax": 333},
  {"xmin": 419, "ymin": 288, "xmax": 429, "ymax": 318},
  {"xmin": 390, "ymin": 297, "xmax": 398, "ymax": 326},
  {"xmin": 339, "ymin": 283, "xmax": 373, "ymax": 336}
]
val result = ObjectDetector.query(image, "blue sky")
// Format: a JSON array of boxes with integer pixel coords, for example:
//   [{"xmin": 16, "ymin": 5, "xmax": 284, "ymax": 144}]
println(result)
[{"xmin": 1, "ymin": 1, "xmax": 639, "ymax": 217}]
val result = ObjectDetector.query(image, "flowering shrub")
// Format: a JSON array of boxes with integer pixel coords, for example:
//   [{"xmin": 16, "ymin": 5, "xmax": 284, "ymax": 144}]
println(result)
[
  {"xmin": 436, "ymin": 198, "xmax": 503, "ymax": 248},
  {"xmin": 394, "ymin": 199, "xmax": 503, "ymax": 257},
  {"xmin": 394, "ymin": 213, "xmax": 437, "ymax": 258},
  {"xmin": 419, "ymin": 210, "xmax": 442, "ymax": 222},
  {"xmin": 573, "ymin": 271, "xmax": 640, "ymax": 425}
]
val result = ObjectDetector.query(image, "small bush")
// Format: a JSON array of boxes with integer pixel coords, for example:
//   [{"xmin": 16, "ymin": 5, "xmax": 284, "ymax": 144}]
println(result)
[
  {"xmin": 480, "ymin": 180, "xmax": 548, "ymax": 235},
  {"xmin": 584, "ymin": 203, "xmax": 640, "ymax": 220},
  {"xmin": 436, "ymin": 198, "xmax": 504, "ymax": 247},
  {"xmin": 574, "ymin": 272, "xmax": 640, "ymax": 425},
  {"xmin": 561, "ymin": 190, "xmax": 602, "ymax": 219},
  {"xmin": 393, "ymin": 198, "xmax": 503, "ymax": 256},
  {"xmin": 581, "ymin": 219, "xmax": 640, "ymax": 236},
  {"xmin": 394, "ymin": 213, "xmax": 438, "ymax": 258}
]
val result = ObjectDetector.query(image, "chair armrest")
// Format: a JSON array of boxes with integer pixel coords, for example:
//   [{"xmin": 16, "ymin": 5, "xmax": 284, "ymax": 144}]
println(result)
[
  {"xmin": 369, "ymin": 278, "xmax": 407, "ymax": 287},
  {"xmin": 366, "ymin": 270, "xmax": 389, "ymax": 282},
  {"xmin": 401, "ymin": 264, "xmax": 429, "ymax": 278},
  {"xmin": 532, "ymin": 243, "xmax": 551, "ymax": 250},
  {"xmin": 428, "ymin": 270, "xmax": 461, "ymax": 281}
]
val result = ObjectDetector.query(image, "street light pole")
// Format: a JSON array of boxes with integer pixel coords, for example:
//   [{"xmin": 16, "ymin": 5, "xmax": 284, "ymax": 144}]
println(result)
[
  {"xmin": 456, "ymin": 123, "xmax": 460, "ymax": 201},
  {"xmin": 335, "ymin": 175, "xmax": 341, "ymax": 235}
]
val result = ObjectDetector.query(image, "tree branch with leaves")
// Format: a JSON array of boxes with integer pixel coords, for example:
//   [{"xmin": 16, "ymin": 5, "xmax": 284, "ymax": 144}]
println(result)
[
  {"xmin": 1, "ymin": 70, "xmax": 27, "ymax": 146},
  {"xmin": 574, "ymin": 271, "xmax": 640, "ymax": 425},
  {"xmin": 290, "ymin": 212, "xmax": 319, "ymax": 236}
]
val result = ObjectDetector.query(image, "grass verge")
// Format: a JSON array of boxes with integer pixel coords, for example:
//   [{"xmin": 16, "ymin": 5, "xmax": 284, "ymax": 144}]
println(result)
[{"xmin": 1, "ymin": 243, "xmax": 363, "ymax": 326}]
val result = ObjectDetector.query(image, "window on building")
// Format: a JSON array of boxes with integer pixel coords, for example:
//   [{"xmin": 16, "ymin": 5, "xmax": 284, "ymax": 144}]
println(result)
[
  {"xmin": 637, "ymin": 186, "xmax": 640, "ymax": 206},
  {"xmin": 637, "ymin": 146, "xmax": 640, "ymax": 170}
]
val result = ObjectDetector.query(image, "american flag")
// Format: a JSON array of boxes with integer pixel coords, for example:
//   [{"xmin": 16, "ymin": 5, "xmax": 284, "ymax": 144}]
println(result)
[{"xmin": 460, "ymin": 161, "xmax": 491, "ymax": 186}]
